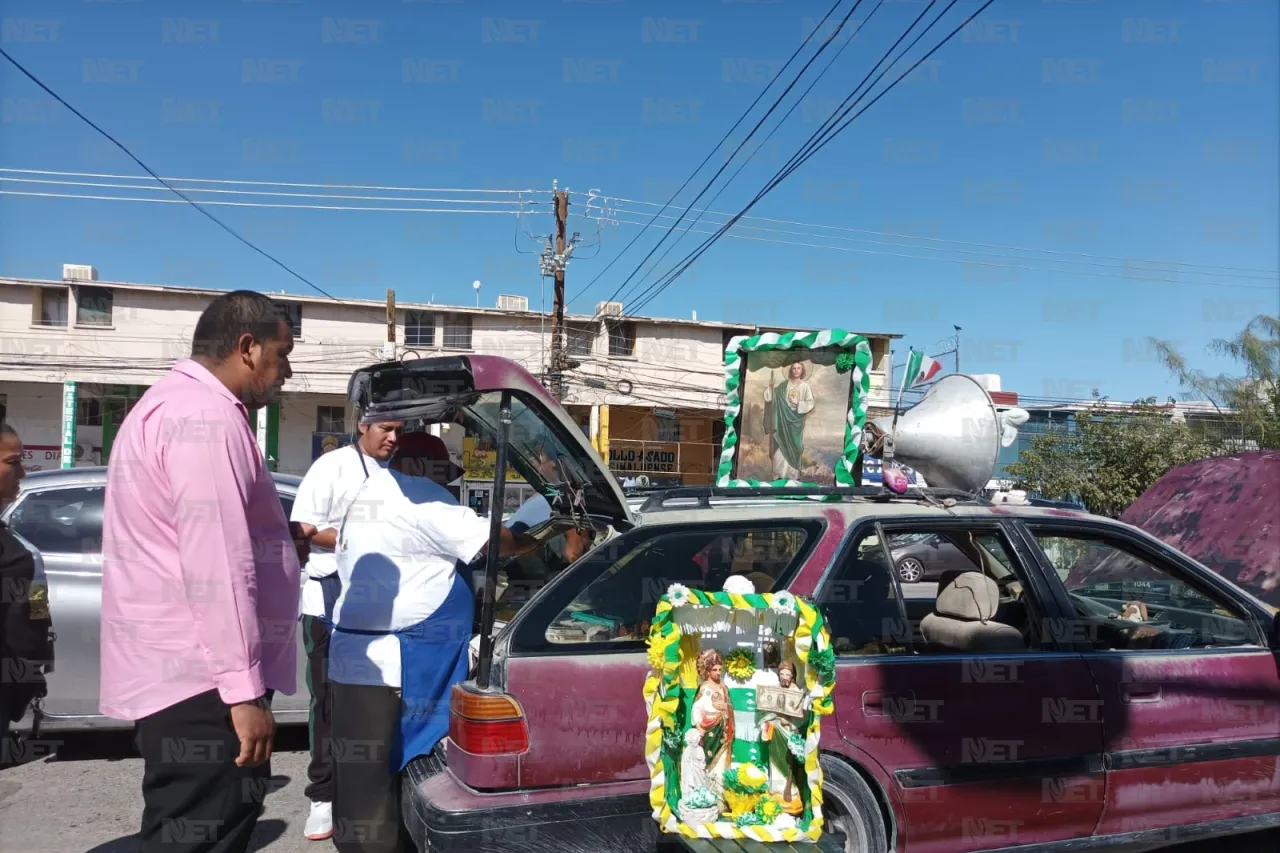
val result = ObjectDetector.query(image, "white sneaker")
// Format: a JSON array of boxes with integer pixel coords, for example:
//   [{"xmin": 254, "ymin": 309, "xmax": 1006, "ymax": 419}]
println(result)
[{"xmin": 304, "ymin": 801, "xmax": 333, "ymax": 841}]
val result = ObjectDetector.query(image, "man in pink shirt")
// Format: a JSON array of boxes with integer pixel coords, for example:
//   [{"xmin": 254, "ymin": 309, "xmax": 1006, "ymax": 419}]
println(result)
[{"xmin": 101, "ymin": 290, "xmax": 311, "ymax": 853}]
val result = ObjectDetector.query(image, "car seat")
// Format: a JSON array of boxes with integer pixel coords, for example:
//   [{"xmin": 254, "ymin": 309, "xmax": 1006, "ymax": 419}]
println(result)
[{"xmin": 920, "ymin": 573, "xmax": 1025, "ymax": 653}]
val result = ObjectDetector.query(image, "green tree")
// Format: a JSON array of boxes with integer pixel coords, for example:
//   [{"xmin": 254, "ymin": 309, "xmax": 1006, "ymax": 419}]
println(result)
[
  {"xmin": 1007, "ymin": 394, "xmax": 1214, "ymax": 518},
  {"xmin": 1150, "ymin": 313, "xmax": 1280, "ymax": 449}
]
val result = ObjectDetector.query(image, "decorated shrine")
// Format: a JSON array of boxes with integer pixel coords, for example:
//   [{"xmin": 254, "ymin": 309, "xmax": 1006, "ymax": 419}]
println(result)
[{"xmin": 643, "ymin": 575, "xmax": 837, "ymax": 844}]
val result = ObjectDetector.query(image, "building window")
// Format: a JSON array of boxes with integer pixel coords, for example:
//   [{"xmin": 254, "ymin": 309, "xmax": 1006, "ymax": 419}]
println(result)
[
  {"xmin": 75, "ymin": 286, "xmax": 113, "ymax": 327},
  {"xmin": 443, "ymin": 314, "xmax": 472, "ymax": 350},
  {"xmin": 280, "ymin": 303, "xmax": 303, "ymax": 338},
  {"xmin": 607, "ymin": 320, "xmax": 636, "ymax": 357},
  {"xmin": 405, "ymin": 310, "xmax": 435, "ymax": 347},
  {"xmin": 566, "ymin": 323, "xmax": 596, "ymax": 357},
  {"xmin": 316, "ymin": 405, "xmax": 346, "ymax": 434},
  {"xmin": 656, "ymin": 415, "xmax": 681, "ymax": 443},
  {"xmin": 37, "ymin": 288, "xmax": 69, "ymax": 327}
]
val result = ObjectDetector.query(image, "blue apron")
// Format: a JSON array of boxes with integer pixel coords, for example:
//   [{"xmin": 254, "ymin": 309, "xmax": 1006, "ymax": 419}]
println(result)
[
  {"xmin": 318, "ymin": 573, "xmax": 343, "ymax": 624},
  {"xmin": 392, "ymin": 569, "xmax": 474, "ymax": 771}
]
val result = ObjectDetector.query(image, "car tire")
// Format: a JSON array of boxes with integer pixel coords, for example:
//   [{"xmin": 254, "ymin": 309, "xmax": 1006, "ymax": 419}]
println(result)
[
  {"xmin": 896, "ymin": 557, "xmax": 925, "ymax": 584},
  {"xmin": 819, "ymin": 755, "xmax": 889, "ymax": 853}
]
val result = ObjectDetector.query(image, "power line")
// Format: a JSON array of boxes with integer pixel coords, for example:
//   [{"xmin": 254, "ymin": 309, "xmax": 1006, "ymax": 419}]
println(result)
[
  {"xmin": 599, "ymin": 0, "xmax": 871, "ymax": 314},
  {"xmin": 0, "ymin": 48, "xmax": 343, "ymax": 299},
  {"xmin": 604, "ymin": 217, "xmax": 1277, "ymax": 290},
  {"xmin": 0, "ymin": 189, "xmax": 536, "ymax": 216},
  {"xmin": 594, "ymin": 196, "xmax": 1279, "ymax": 279},
  {"xmin": 0, "ymin": 167, "xmax": 536, "ymax": 195},
  {"xmin": 612, "ymin": 0, "xmax": 890, "ymax": 307},
  {"xmin": 629, "ymin": 0, "xmax": 995, "ymax": 316},
  {"xmin": 0, "ymin": 175, "xmax": 542, "ymax": 207},
  {"xmin": 567, "ymin": 0, "xmax": 851, "ymax": 311}
]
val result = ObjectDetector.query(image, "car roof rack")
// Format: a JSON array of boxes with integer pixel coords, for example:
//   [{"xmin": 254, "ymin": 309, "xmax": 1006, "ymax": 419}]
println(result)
[{"xmin": 637, "ymin": 485, "xmax": 984, "ymax": 513}]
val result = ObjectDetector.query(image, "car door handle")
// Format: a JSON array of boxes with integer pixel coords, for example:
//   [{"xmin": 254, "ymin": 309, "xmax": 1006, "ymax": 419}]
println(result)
[
  {"xmin": 862, "ymin": 690, "xmax": 915, "ymax": 716},
  {"xmin": 1122, "ymin": 683, "xmax": 1162, "ymax": 704}
]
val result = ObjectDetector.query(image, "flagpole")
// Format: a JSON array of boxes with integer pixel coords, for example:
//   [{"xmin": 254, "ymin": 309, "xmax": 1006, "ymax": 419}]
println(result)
[{"xmin": 892, "ymin": 347, "xmax": 912, "ymax": 432}]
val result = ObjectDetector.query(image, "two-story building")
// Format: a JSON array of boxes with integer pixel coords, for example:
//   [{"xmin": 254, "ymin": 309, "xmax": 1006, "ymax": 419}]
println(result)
[{"xmin": 0, "ymin": 265, "xmax": 899, "ymax": 506}]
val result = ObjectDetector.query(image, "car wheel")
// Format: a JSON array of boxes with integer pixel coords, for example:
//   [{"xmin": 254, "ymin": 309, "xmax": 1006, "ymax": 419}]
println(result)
[
  {"xmin": 819, "ymin": 755, "xmax": 889, "ymax": 853},
  {"xmin": 896, "ymin": 557, "xmax": 925, "ymax": 583}
]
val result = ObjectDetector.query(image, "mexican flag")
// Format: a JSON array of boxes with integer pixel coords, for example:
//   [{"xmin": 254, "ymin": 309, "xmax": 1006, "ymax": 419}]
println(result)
[{"xmin": 902, "ymin": 349, "xmax": 943, "ymax": 389}]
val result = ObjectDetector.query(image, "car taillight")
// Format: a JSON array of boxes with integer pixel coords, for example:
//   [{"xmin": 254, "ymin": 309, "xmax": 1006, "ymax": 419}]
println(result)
[{"xmin": 449, "ymin": 684, "xmax": 529, "ymax": 755}]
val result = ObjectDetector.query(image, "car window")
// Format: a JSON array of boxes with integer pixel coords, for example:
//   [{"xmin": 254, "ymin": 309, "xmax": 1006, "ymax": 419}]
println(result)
[
  {"xmin": 820, "ymin": 525, "xmax": 1036, "ymax": 657},
  {"xmin": 8, "ymin": 486, "xmax": 106, "ymax": 556},
  {"xmin": 278, "ymin": 494, "xmax": 295, "ymax": 521},
  {"xmin": 1029, "ymin": 530, "xmax": 1261, "ymax": 651},
  {"xmin": 539, "ymin": 524, "xmax": 816, "ymax": 646}
]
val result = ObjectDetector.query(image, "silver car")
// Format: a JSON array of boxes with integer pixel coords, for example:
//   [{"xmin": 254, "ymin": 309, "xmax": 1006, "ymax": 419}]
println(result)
[{"xmin": 2, "ymin": 466, "xmax": 311, "ymax": 732}]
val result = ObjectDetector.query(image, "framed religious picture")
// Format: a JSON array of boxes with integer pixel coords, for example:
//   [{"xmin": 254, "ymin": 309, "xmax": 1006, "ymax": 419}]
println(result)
[{"xmin": 717, "ymin": 329, "xmax": 873, "ymax": 488}]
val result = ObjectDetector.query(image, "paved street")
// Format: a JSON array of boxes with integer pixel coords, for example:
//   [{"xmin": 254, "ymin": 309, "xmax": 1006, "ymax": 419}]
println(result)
[{"xmin": 3, "ymin": 730, "xmax": 1277, "ymax": 853}]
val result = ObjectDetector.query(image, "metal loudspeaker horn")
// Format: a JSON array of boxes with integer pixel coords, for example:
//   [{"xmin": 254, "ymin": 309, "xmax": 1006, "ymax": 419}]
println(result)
[{"xmin": 864, "ymin": 374, "xmax": 1028, "ymax": 495}]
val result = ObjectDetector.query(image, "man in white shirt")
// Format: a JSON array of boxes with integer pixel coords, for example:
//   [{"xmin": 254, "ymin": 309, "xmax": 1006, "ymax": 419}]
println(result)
[
  {"xmin": 289, "ymin": 420, "xmax": 404, "ymax": 842},
  {"xmin": 328, "ymin": 428, "xmax": 538, "ymax": 853}
]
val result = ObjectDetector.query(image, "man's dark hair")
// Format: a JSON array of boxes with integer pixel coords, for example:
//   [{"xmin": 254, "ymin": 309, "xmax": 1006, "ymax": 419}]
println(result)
[{"xmin": 191, "ymin": 290, "xmax": 291, "ymax": 361}]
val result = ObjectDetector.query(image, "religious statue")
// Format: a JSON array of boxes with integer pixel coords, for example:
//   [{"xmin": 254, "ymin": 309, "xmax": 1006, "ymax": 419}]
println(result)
[
  {"xmin": 692, "ymin": 648, "xmax": 735, "ymax": 781},
  {"xmin": 759, "ymin": 660, "xmax": 808, "ymax": 814},
  {"xmin": 762, "ymin": 360, "xmax": 817, "ymax": 481}
]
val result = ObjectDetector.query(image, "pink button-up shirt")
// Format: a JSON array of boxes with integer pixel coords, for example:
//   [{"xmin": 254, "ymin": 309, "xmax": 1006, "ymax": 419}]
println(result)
[{"xmin": 100, "ymin": 359, "xmax": 300, "ymax": 721}]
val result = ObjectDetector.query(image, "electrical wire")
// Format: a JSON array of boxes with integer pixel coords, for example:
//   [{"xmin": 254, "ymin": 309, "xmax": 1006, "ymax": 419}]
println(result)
[
  {"xmin": 604, "ymin": 217, "xmax": 1277, "ymax": 289},
  {"xmin": 628, "ymin": 0, "xmax": 996, "ymax": 317},
  {"xmin": 567, "ymin": 0, "xmax": 851, "ymax": 310},
  {"xmin": 0, "ymin": 48, "xmax": 346, "ymax": 301},
  {"xmin": 598, "ymin": 0, "xmax": 871, "ymax": 314},
  {"xmin": 612, "ymin": 0, "xmax": 890, "ymax": 306},
  {"xmin": 0, "ymin": 167, "xmax": 536, "ymax": 195},
  {"xmin": 598, "ymin": 193, "xmax": 1280, "ymax": 278},
  {"xmin": 0, "ymin": 189, "xmax": 538, "ymax": 215}
]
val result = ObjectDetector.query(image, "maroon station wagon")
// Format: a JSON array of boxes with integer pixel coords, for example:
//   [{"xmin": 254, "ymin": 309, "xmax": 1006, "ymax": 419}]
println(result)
[{"xmin": 355, "ymin": 355, "xmax": 1280, "ymax": 853}]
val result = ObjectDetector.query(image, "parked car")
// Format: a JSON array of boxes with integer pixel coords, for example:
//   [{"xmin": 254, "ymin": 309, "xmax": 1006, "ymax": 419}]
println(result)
[
  {"xmin": 2, "ymin": 466, "xmax": 309, "ymax": 732},
  {"xmin": 354, "ymin": 355, "xmax": 1280, "ymax": 853}
]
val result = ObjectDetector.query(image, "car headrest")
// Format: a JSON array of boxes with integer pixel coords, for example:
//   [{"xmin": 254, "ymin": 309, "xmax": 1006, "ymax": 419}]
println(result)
[{"xmin": 935, "ymin": 572, "xmax": 1000, "ymax": 622}]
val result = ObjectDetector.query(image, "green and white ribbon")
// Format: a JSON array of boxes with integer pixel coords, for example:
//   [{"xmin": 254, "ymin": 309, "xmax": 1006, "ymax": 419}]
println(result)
[{"xmin": 716, "ymin": 329, "xmax": 872, "ymax": 491}]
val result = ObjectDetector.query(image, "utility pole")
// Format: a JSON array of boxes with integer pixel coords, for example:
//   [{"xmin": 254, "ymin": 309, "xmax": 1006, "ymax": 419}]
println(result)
[
  {"xmin": 541, "ymin": 180, "xmax": 579, "ymax": 400},
  {"xmin": 953, "ymin": 325, "xmax": 962, "ymax": 373}
]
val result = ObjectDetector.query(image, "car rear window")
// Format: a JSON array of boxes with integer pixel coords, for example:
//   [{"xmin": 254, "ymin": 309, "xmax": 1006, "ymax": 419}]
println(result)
[
  {"xmin": 7, "ymin": 486, "xmax": 106, "ymax": 556},
  {"xmin": 509, "ymin": 521, "xmax": 822, "ymax": 653}
]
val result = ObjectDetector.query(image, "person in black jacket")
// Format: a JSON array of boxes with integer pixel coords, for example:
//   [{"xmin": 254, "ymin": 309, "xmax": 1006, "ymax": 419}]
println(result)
[{"xmin": 1, "ymin": 423, "xmax": 55, "ymax": 759}]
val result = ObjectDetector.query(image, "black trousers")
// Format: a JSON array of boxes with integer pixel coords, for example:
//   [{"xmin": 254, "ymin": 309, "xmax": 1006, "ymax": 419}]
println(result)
[
  {"xmin": 331, "ymin": 680, "xmax": 412, "ymax": 853},
  {"xmin": 302, "ymin": 615, "xmax": 335, "ymax": 803},
  {"xmin": 133, "ymin": 689, "xmax": 272, "ymax": 853}
]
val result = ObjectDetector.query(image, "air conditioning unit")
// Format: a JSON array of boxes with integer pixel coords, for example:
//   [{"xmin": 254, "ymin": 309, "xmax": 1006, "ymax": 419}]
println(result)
[
  {"xmin": 63, "ymin": 264, "xmax": 98, "ymax": 281},
  {"xmin": 596, "ymin": 300, "xmax": 624, "ymax": 317},
  {"xmin": 496, "ymin": 294, "xmax": 529, "ymax": 312}
]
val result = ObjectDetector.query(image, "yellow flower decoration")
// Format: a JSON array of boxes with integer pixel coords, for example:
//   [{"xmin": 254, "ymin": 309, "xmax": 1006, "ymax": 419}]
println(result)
[
  {"xmin": 757, "ymin": 795, "xmax": 784, "ymax": 822},
  {"xmin": 723, "ymin": 648, "xmax": 756, "ymax": 681},
  {"xmin": 647, "ymin": 643, "xmax": 666, "ymax": 672}
]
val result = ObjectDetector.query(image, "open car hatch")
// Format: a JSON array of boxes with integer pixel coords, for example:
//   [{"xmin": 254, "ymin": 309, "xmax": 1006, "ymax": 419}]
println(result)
[{"xmin": 348, "ymin": 354, "xmax": 634, "ymax": 530}]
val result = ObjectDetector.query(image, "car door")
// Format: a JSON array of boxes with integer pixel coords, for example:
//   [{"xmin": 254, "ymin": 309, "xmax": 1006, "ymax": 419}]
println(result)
[
  {"xmin": 1020, "ymin": 521, "xmax": 1280, "ymax": 836},
  {"xmin": 271, "ymin": 488, "xmax": 312, "ymax": 718},
  {"xmin": 499, "ymin": 520, "xmax": 824, "ymax": 788},
  {"xmin": 816, "ymin": 518, "xmax": 1106, "ymax": 853},
  {"xmin": 4, "ymin": 482, "xmax": 107, "ymax": 719}
]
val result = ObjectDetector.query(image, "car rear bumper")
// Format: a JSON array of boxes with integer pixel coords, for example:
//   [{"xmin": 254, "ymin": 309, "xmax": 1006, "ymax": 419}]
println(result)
[{"xmin": 401, "ymin": 750, "xmax": 657, "ymax": 853}]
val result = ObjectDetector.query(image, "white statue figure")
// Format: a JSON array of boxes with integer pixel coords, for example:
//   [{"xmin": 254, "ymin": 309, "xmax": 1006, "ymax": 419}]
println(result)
[{"xmin": 681, "ymin": 727, "xmax": 711, "ymax": 794}]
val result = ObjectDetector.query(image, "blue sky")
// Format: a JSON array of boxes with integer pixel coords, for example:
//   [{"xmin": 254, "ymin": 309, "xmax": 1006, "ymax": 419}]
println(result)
[{"xmin": 1, "ymin": 0, "xmax": 1276, "ymax": 404}]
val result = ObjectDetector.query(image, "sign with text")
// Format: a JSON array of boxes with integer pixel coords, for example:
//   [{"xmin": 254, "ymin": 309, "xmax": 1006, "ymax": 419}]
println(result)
[
  {"xmin": 60, "ymin": 381, "xmax": 78, "ymax": 469},
  {"xmin": 462, "ymin": 437, "xmax": 525, "ymax": 483},
  {"xmin": 608, "ymin": 442, "xmax": 679, "ymax": 474}
]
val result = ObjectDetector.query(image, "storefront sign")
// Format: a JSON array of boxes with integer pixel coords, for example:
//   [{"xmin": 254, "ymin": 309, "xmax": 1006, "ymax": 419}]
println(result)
[
  {"xmin": 609, "ymin": 442, "xmax": 679, "ymax": 474},
  {"xmin": 22, "ymin": 444, "xmax": 97, "ymax": 474},
  {"xmin": 60, "ymin": 381, "xmax": 78, "ymax": 469},
  {"xmin": 462, "ymin": 437, "xmax": 525, "ymax": 483}
]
